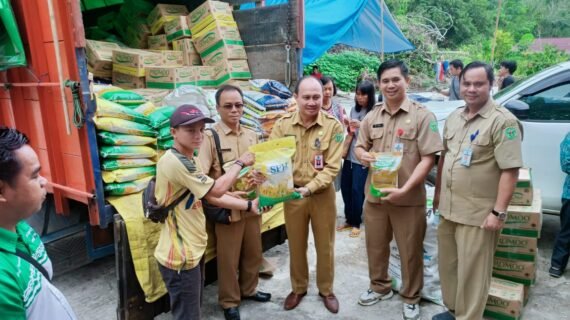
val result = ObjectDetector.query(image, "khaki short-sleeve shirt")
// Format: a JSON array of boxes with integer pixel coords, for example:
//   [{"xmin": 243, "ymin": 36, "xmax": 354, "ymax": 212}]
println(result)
[
  {"xmin": 355, "ymin": 99, "xmax": 443, "ymax": 206},
  {"xmin": 270, "ymin": 111, "xmax": 344, "ymax": 194},
  {"xmin": 439, "ymin": 99, "xmax": 523, "ymax": 226},
  {"xmin": 198, "ymin": 122, "xmax": 258, "ymax": 221}
]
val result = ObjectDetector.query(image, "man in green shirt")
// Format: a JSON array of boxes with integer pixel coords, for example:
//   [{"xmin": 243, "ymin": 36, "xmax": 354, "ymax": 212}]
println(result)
[{"xmin": 0, "ymin": 127, "xmax": 76, "ymax": 319}]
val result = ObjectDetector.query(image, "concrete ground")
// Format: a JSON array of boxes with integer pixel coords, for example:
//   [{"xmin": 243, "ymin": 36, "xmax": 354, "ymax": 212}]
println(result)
[{"xmin": 53, "ymin": 191, "xmax": 570, "ymax": 320}]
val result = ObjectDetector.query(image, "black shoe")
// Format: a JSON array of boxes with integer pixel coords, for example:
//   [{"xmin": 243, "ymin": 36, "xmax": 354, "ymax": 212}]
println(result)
[
  {"xmin": 223, "ymin": 307, "xmax": 240, "ymax": 320},
  {"xmin": 432, "ymin": 311, "xmax": 455, "ymax": 320},
  {"xmin": 242, "ymin": 291, "xmax": 271, "ymax": 302},
  {"xmin": 549, "ymin": 266, "xmax": 563, "ymax": 278}
]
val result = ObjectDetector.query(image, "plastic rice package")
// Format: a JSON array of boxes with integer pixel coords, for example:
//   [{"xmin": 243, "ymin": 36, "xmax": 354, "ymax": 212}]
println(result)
[
  {"xmin": 100, "ymin": 90, "xmax": 146, "ymax": 106},
  {"xmin": 94, "ymin": 117, "xmax": 157, "ymax": 137},
  {"xmin": 369, "ymin": 152, "xmax": 403, "ymax": 197},
  {"xmin": 133, "ymin": 101, "xmax": 159, "ymax": 116},
  {"xmin": 249, "ymin": 79, "xmax": 292, "ymax": 99},
  {"xmin": 95, "ymin": 98, "xmax": 150, "ymax": 124},
  {"xmin": 104, "ymin": 176, "xmax": 153, "ymax": 196},
  {"xmin": 101, "ymin": 158, "xmax": 156, "ymax": 171},
  {"xmin": 249, "ymin": 136, "xmax": 301, "ymax": 207},
  {"xmin": 99, "ymin": 145, "xmax": 157, "ymax": 159},
  {"xmin": 102, "ymin": 166, "xmax": 156, "ymax": 183},
  {"xmin": 97, "ymin": 131, "xmax": 156, "ymax": 146},
  {"xmin": 148, "ymin": 105, "xmax": 176, "ymax": 128}
]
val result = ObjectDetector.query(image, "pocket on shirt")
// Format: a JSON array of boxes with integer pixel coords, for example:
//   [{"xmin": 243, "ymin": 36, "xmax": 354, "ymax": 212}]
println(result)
[
  {"xmin": 399, "ymin": 127, "xmax": 418, "ymax": 154},
  {"xmin": 370, "ymin": 128, "xmax": 384, "ymax": 151},
  {"xmin": 471, "ymin": 134, "xmax": 493, "ymax": 160}
]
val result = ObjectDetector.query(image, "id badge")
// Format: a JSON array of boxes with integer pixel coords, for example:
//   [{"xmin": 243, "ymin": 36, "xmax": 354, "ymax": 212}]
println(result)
[
  {"xmin": 393, "ymin": 143, "xmax": 404, "ymax": 153},
  {"xmin": 460, "ymin": 148, "xmax": 473, "ymax": 167},
  {"xmin": 314, "ymin": 154, "xmax": 324, "ymax": 169}
]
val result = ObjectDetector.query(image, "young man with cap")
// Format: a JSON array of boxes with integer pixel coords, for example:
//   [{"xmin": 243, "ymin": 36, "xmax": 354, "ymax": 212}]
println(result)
[
  {"xmin": 270, "ymin": 76, "xmax": 344, "ymax": 314},
  {"xmin": 154, "ymin": 105, "xmax": 258, "ymax": 320},
  {"xmin": 0, "ymin": 127, "xmax": 77, "ymax": 319},
  {"xmin": 433, "ymin": 62, "xmax": 522, "ymax": 320},
  {"xmin": 355, "ymin": 60, "xmax": 443, "ymax": 320},
  {"xmin": 199, "ymin": 85, "xmax": 271, "ymax": 320}
]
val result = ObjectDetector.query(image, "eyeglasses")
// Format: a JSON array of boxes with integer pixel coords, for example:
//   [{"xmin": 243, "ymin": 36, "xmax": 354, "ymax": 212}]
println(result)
[{"xmin": 221, "ymin": 103, "xmax": 244, "ymax": 110}]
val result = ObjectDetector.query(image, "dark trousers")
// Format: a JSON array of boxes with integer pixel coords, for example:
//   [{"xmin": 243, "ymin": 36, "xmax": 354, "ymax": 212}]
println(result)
[
  {"xmin": 158, "ymin": 259, "xmax": 205, "ymax": 320},
  {"xmin": 340, "ymin": 159, "xmax": 368, "ymax": 228},
  {"xmin": 552, "ymin": 199, "xmax": 570, "ymax": 270}
]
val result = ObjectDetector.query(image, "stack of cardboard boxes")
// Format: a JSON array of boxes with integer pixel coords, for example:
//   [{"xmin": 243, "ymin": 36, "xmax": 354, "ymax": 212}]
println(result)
[{"xmin": 485, "ymin": 168, "xmax": 541, "ymax": 320}]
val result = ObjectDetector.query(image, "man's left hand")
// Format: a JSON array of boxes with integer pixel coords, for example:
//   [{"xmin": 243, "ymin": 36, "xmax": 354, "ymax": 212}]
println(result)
[
  {"xmin": 480, "ymin": 213, "xmax": 504, "ymax": 231},
  {"xmin": 379, "ymin": 187, "xmax": 406, "ymax": 203}
]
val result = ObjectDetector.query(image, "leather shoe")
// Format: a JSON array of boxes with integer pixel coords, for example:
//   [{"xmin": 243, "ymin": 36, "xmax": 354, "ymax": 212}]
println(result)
[
  {"xmin": 223, "ymin": 307, "xmax": 240, "ymax": 320},
  {"xmin": 243, "ymin": 291, "xmax": 271, "ymax": 302},
  {"xmin": 284, "ymin": 291, "xmax": 307, "ymax": 310},
  {"xmin": 319, "ymin": 292, "xmax": 339, "ymax": 314}
]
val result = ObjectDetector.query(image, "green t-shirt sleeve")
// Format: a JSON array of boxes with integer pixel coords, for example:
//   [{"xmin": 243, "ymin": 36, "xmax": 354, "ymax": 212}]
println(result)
[{"xmin": 0, "ymin": 268, "xmax": 26, "ymax": 319}]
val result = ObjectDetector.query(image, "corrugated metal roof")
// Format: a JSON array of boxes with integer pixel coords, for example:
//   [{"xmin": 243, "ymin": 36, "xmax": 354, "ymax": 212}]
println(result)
[{"xmin": 530, "ymin": 38, "xmax": 570, "ymax": 53}]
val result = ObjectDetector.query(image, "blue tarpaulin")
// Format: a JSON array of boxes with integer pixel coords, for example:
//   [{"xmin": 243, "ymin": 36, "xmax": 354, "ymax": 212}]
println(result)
[{"xmin": 240, "ymin": 0, "xmax": 414, "ymax": 65}]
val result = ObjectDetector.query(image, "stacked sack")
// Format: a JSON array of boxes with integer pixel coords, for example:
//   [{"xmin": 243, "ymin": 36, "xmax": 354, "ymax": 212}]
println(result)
[
  {"xmin": 93, "ymin": 87, "xmax": 164, "ymax": 196},
  {"xmin": 241, "ymin": 79, "xmax": 293, "ymax": 138},
  {"xmin": 485, "ymin": 168, "xmax": 540, "ymax": 320},
  {"xmin": 190, "ymin": 0, "xmax": 252, "ymax": 87}
]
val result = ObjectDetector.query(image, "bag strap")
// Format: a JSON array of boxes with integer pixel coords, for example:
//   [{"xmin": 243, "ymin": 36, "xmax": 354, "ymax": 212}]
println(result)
[
  {"xmin": 0, "ymin": 248, "xmax": 51, "ymax": 281},
  {"xmin": 208, "ymin": 128, "xmax": 226, "ymax": 174}
]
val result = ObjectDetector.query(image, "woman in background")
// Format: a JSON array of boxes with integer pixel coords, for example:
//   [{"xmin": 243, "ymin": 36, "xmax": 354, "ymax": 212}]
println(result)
[
  {"xmin": 321, "ymin": 76, "xmax": 347, "ymax": 191},
  {"xmin": 338, "ymin": 80, "xmax": 376, "ymax": 237}
]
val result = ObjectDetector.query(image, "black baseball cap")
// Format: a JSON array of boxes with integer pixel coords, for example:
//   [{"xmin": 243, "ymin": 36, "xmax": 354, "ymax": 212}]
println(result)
[{"xmin": 170, "ymin": 104, "xmax": 215, "ymax": 127}]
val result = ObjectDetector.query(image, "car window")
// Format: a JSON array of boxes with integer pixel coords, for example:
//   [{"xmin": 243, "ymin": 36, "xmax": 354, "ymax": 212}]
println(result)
[{"xmin": 520, "ymin": 82, "xmax": 570, "ymax": 121}]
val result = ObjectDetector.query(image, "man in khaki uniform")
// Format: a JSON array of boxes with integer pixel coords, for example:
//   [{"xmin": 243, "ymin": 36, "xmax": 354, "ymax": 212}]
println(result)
[
  {"xmin": 270, "ymin": 76, "xmax": 344, "ymax": 314},
  {"xmin": 355, "ymin": 60, "xmax": 443, "ymax": 320},
  {"xmin": 199, "ymin": 85, "xmax": 270, "ymax": 320},
  {"xmin": 433, "ymin": 62, "xmax": 522, "ymax": 320}
]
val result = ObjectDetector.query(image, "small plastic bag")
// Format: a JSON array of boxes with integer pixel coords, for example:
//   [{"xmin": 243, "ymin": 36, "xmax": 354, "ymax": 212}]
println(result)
[
  {"xmin": 369, "ymin": 152, "xmax": 403, "ymax": 197},
  {"xmin": 249, "ymin": 136, "xmax": 301, "ymax": 207}
]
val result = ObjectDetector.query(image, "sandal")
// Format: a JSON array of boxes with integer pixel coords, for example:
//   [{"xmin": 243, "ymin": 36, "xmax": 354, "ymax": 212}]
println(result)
[
  {"xmin": 336, "ymin": 224, "xmax": 352, "ymax": 232},
  {"xmin": 349, "ymin": 228, "xmax": 361, "ymax": 238}
]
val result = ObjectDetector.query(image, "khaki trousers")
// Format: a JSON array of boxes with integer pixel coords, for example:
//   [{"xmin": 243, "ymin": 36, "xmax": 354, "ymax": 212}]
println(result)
[
  {"xmin": 438, "ymin": 216, "xmax": 499, "ymax": 320},
  {"xmin": 364, "ymin": 201, "xmax": 426, "ymax": 304},
  {"xmin": 284, "ymin": 184, "xmax": 336, "ymax": 296},
  {"xmin": 215, "ymin": 214, "xmax": 262, "ymax": 309}
]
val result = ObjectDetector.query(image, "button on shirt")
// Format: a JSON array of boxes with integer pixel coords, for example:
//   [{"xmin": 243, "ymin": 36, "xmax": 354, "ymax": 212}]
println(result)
[
  {"xmin": 199, "ymin": 121, "xmax": 258, "ymax": 221},
  {"xmin": 355, "ymin": 99, "xmax": 443, "ymax": 206},
  {"xmin": 270, "ymin": 111, "xmax": 344, "ymax": 194},
  {"xmin": 439, "ymin": 99, "xmax": 523, "ymax": 226}
]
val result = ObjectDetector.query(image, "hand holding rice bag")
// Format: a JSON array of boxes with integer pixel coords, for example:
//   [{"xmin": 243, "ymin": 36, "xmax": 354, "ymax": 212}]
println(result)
[
  {"xmin": 95, "ymin": 97, "xmax": 150, "ymax": 124},
  {"xmin": 223, "ymin": 162, "xmax": 256, "ymax": 200},
  {"xmin": 369, "ymin": 152, "xmax": 403, "ymax": 197},
  {"xmin": 249, "ymin": 136, "xmax": 301, "ymax": 207},
  {"xmin": 99, "ymin": 145, "xmax": 157, "ymax": 159},
  {"xmin": 102, "ymin": 166, "xmax": 156, "ymax": 183}
]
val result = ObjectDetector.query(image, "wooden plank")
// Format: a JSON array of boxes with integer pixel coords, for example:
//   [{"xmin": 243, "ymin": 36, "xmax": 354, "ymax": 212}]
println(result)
[
  {"xmin": 233, "ymin": 4, "xmax": 299, "ymax": 46},
  {"xmin": 244, "ymin": 45, "xmax": 298, "ymax": 84}
]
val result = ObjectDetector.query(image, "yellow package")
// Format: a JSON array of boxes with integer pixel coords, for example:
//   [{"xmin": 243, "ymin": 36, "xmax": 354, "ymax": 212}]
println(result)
[
  {"xmin": 249, "ymin": 136, "xmax": 301, "ymax": 207},
  {"xmin": 133, "ymin": 101, "xmax": 159, "ymax": 116},
  {"xmin": 223, "ymin": 162, "xmax": 256, "ymax": 199},
  {"xmin": 102, "ymin": 166, "xmax": 156, "ymax": 183},
  {"xmin": 370, "ymin": 152, "xmax": 403, "ymax": 197}
]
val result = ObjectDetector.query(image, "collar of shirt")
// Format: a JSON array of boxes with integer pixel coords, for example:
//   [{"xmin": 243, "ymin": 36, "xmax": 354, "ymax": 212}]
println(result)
[
  {"xmin": 217, "ymin": 121, "xmax": 242, "ymax": 136},
  {"xmin": 379, "ymin": 97, "xmax": 411, "ymax": 116},
  {"xmin": 292, "ymin": 110, "xmax": 324, "ymax": 128},
  {"xmin": 461, "ymin": 98, "xmax": 495, "ymax": 120},
  {"xmin": 0, "ymin": 225, "xmax": 19, "ymax": 253}
]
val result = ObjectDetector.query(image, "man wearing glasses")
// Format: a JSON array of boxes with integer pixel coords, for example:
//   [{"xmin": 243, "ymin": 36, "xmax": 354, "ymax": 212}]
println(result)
[{"xmin": 199, "ymin": 85, "xmax": 271, "ymax": 320}]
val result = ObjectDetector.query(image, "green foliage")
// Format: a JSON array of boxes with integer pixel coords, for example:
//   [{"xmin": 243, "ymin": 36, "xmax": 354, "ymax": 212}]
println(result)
[{"xmin": 304, "ymin": 51, "xmax": 381, "ymax": 92}]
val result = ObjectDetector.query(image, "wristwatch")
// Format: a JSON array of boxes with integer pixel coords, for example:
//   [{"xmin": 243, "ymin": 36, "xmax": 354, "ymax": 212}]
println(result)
[
  {"xmin": 492, "ymin": 209, "xmax": 508, "ymax": 221},
  {"xmin": 246, "ymin": 200, "xmax": 252, "ymax": 212}
]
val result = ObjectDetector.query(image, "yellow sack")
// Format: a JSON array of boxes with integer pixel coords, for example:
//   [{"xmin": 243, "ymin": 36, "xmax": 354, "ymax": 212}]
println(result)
[
  {"xmin": 369, "ymin": 152, "xmax": 403, "ymax": 197},
  {"xmin": 249, "ymin": 136, "xmax": 301, "ymax": 207},
  {"xmin": 102, "ymin": 166, "xmax": 156, "ymax": 183},
  {"xmin": 134, "ymin": 101, "xmax": 159, "ymax": 116},
  {"xmin": 96, "ymin": 97, "xmax": 150, "ymax": 124}
]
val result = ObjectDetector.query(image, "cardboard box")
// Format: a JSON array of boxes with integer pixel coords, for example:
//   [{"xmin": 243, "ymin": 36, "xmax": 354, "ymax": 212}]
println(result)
[
  {"xmin": 201, "ymin": 42, "xmax": 247, "ymax": 66},
  {"xmin": 112, "ymin": 72, "xmax": 146, "ymax": 89},
  {"xmin": 192, "ymin": 20, "xmax": 240, "ymax": 53},
  {"xmin": 495, "ymin": 234, "xmax": 537, "ymax": 262},
  {"xmin": 86, "ymin": 40, "xmax": 121, "ymax": 77},
  {"xmin": 214, "ymin": 60, "xmax": 252, "ymax": 86},
  {"xmin": 502, "ymin": 189, "xmax": 542, "ymax": 238},
  {"xmin": 493, "ymin": 256, "xmax": 536, "ymax": 285},
  {"xmin": 145, "ymin": 66, "xmax": 197, "ymax": 89},
  {"xmin": 172, "ymin": 39, "xmax": 202, "ymax": 66},
  {"xmin": 510, "ymin": 168, "xmax": 533, "ymax": 206},
  {"xmin": 131, "ymin": 88, "xmax": 171, "ymax": 105},
  {"xmin": 164, "ymin": 16, "xmax": 191, "ymax": 42},
  {"xmin": 112, "ymin": 49, "xmax": 162, "ymax": 77},
  {"xmin": 195, "ymin": 66, "xmax": 217, "ymax": 87},
  {"xmin": 148, "ymin": 35, "xmax": 169, "ymax": 50},
  {"xmin": 523, "ymin": 285, "xmax": 530, "ymax": 306},
  {"xmin": 147, "ymin": 4, "xmax": 189, "ymax": 35},
  {"xmin": 150, "ymin": 50, "xmax": 184, "ymax": 66},
  {"xmin": 188, "ymin": 0, "xmax": 234, "ymax": 35},
  {"xmin": 484, "ymin": 277, "xmax": 524, "ymax": 320}
]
